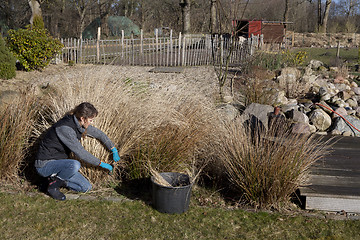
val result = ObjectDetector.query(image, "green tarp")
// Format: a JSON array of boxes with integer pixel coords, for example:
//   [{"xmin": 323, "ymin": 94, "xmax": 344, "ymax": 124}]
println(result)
[{"xmin": 82, "ymin": 16, "xmax": 140, "ymax": 39}]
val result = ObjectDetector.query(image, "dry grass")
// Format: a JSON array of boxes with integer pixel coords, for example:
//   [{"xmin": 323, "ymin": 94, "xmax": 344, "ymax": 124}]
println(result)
[
  {"xmin": 31, "ymin": 65, "xmax": 219, "ymax": 186},
  {"xmin": 0, "ymin": 93, "xmax": 38, "ymax": 182},
  {"xmin": 218, "ymin": 119, "xmax": 332, "ymax": 209},
  {"xmin": 32, "ymin": 66, "xmax": 158, "ymax": 185},
  {"xmin": 127, "ymin": 83, "xmax": 219, "ymax": 182}
]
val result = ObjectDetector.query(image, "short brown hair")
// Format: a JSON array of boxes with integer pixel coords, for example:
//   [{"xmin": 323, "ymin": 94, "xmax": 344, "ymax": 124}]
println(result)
[{"xmin": 70, "ymin": 102, "xmax": 98, "ymax": 120}]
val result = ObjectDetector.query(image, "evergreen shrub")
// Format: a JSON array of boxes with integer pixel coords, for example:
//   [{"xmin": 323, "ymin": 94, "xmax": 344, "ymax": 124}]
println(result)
[
  {"xmin": 0, "ymin": 35, "xmax": 16, "ymax": 79},
  {"xmin": 6, "ymin": 25, "xmax": 63, "ymax": 71}
]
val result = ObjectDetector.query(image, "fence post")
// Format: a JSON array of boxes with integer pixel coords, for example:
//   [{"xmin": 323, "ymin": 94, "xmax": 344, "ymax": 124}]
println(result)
[
  {"xmin": 170, "ymin": 30, "xmax": 173, "ymax": 66},
  {"xmin": 121, "ymin": 30, "xmax": 124, "ymax": 60},
  {"xmin": 155, "ymin": 28, "xmax": 159, "ymax": 66},
  {"xmin": 178, "ymin": 32, "xmax": 182, "ymax": 66},
  {"xmin": 182, "ymin": 35, "xmax": 186, "ymax": 66},
  {"xmin": 96, "ymin": 27, "xmax": 101, "ymax": 63},
  {"xmin": 140, "ymin": 29, "xmax": 143, "ymax": 65}
]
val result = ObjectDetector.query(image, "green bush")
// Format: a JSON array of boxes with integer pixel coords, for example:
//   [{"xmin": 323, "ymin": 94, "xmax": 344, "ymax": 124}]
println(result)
[
  {"xmin": 6, "ymin": 25, "xmax": 63, "ymax": 71},
  {"xmin": 0, "ymin": 35, "xmax": 16, "ymax": 79}
]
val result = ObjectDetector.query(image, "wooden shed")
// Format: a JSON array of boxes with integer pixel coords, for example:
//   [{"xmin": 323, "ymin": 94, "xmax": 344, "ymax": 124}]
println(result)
[{"xmin": 233, "ymin": 20, "xmax": 289, "ymax": 43}]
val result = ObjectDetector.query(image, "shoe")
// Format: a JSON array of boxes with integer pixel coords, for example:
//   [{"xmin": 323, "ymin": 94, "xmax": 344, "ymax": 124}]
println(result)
[{"xmin": 47, "ymin": 176, "xmax": 66, "ymax": 201}]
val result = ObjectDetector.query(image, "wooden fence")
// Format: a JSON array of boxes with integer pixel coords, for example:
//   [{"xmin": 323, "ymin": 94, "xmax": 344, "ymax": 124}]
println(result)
[{"xmin": 60, "ymin": 30, "xmax": 263, "ymax": 67}]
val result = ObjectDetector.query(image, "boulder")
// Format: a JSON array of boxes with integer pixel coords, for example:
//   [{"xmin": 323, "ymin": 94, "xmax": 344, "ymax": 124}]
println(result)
[
  {"xmin": 217, "ymin": 104, "xmax": 239, "ymax": 121},
  {"xmin": 276, "ymin": 67, "xmax": 302, "ymax": 89},
  {"xmin": 352, "ymin": 87, "xmax": 360, "ymax": 95},
  {"xmin": 242, "ymin": 103, "xmax": 274, "ymax": 130},
  {"xmin": 287, "ymin": 109, "xmax": 309, "ymax": 124},
  {"xmin": 308, "ymin": 60, "xmax": 324, "ymax": 70},
  {"xmin": 291, "ymin": 122, "xmax": 311, "ymax": 134},
  {"xmin": 332, "ymin": 107, "xmax": 347, "ymax": 119},
  {"xmin": 332, "ymin": 115, "xmax": 360, "ymax": 137},
  {"xmin": 309, "ymin": 109, "xmax": 332, "ymax": 131}
]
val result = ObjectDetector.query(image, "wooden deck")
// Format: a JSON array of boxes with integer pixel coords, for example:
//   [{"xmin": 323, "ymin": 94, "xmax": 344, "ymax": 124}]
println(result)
[{"xmin": 299, "ymin": 135, "xmax": 360, "ymax": 213}]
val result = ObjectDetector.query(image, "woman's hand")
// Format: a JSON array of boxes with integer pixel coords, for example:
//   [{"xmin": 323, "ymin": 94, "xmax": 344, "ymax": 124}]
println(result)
[
  {"xmin": 99, "ymin": 162, "xmax": 113, "ymax": 172},
  {"xmin": 111, "ymin": 147, "xmax": 121, "ymax": 162}
]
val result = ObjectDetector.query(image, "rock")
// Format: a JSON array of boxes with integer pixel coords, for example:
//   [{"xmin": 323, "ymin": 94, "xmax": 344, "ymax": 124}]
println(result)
[
  {"xmin": 321, "ymin": 93, "xmax": 331, "ymax": 101},
  {"xmin": 343, "ymin": 131, "xmax": 353, "ymax": 137},
  {"xmin": 276, "ymin": 67, "xmax": 302, "ymax": 89},
  {"xmin": 351, "ymin": 81, "xmax": 358, "ymax": 88},
  {"xmin": 281, "ymin": 104, "xmax": 298, "ymax": 113},
  {"xmin": 223, "ymin": 95, "xmax": 233, "ymax": 103},
  {"xmin": 338, "ymin": 91, "xmax": 352, "ymax": 101},
  {"xmin": 309, "ymin": 60, "xmax": 324, "ymax": 70},
  {"xmin": 355, "ymin": 107, "xmax": 360, "ymax": 118},
  {"xmin": 346, "ymin": 98, "xmax": 358, "ymax": 108},
  {"xmin": 318, "ymin": 66, "xmax": 328, "ymax": 72},
  {"xmin": 317, "ymin": 101, "xmax": 333, "ymax": 115},
  {"xmin": 217, "ymin": 104, "xmax": 239, "ymax": 121},
  {"xmin": 332, "ymin": 107, "xmax": 347, "ymax": 119},
  {"xmin": 291, "ymin": 122, "xmax": 311, "ymax": 134},
  {"xmin": 242, "ymin": 103, "xmax": 274, "ymax": 130},
  {"xmin": 309, "ymin": 109, "xmax": 332, "ymax": 131},
  {"xmin": 272, "ymin": 90, "xmax": 289, "ymax": 106},
  {"xmin": 352, "ymin": 87, "xmax": 360, "ymax": 95},
  {"xmin": 332, "ymin": 115, "xmax": 360, "ymax": 137},
  {"xmin": 331, "ymin": 129, "xmax": 342, "ymax": 135},
  {"xmin": 334, "ymin": 83, "xmax": 351, "ymax": 92},
  {"xmin": 330, "ymin": 67, "xmax": 339, "ymax": 72},
  {"xmin": 287, "ymin": 109, "xmax": 309, "ymax": 124},
  {"xmin": 309, "ymin": 124, "xmax": 317, "ymax": 133}
]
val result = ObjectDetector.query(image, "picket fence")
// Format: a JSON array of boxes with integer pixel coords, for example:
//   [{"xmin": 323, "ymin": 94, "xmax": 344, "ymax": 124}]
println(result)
[{"xmin": 60, "ymin": 30, "xmax": 263, "ymax": 67}]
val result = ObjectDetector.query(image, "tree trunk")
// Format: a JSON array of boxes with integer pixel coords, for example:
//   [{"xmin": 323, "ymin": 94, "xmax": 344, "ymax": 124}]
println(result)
[
  {"xmin": 317, "ymin": 0, "xmax": 322, "ymax": 31},
  {"xmin": 283, "ymin": 0, "xmax": 289, "ymax": 22},
  {"xmin": 210, "ymin": 0, "xmax": 217, "ymax": 33},
  {"xmin": 318, "ymin": 0, "xmax": 332, "ymax": 33},
  {"xmin": 28, "ymin": 0, "xmax": 42, "ymax": 25},
  {"xmin": 180, "ymin": 0, "xmax": 191, "ymax": 34}
]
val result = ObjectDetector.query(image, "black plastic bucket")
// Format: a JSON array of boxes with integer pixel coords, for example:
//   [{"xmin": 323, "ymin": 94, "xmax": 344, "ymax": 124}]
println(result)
[{"xmin": 151, "ymin": 172, "xmax": 192, "ymax": 214}]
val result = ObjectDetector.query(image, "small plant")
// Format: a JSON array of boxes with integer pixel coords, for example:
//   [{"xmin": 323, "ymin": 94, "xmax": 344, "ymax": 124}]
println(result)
[
  {"xmin": 68, "ymin": 60, "xmax": 75, "ymax": 66},
  {"xmin": 282, "ymin": 50, "xmax": 308, "ymax": 66},
  {"xmin": 238, "ymin": 67, "xmax": 276, "ymax": 107},
  {"xmin": 0, "ymin": 34, "xmax": 16, "ymax": 79},
  {"xmin": 219, "ymin": 119, "xmax": 331, "ymax": 209},
  {"xmin": 6, "ymin": 25, "xmax": 63, "ymax": 71}
]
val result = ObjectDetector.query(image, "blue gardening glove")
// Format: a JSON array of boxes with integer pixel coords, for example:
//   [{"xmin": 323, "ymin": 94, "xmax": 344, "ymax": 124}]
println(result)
[
  {"xmin": 111, "ymin": 147, "xmax": 120, "ymax": 162},
  {"xmin": 99, "ymin": 162, "xmax": 113, "ymax": 172}
]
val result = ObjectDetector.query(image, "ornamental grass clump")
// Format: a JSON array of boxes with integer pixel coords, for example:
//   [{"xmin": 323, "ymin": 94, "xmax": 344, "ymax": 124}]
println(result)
[
  {"xmin": 0, "ymin": 93, "xmax": 37, "ymax": 182},
  {"xmin": 128, "ymin": 85, "xmax": 217, "ymax": 183},
  {"xmin": 32, "ymin": 66, "xmax": 155, "ymax": 185},
  {"xmin": 220, "ymin": 119, "xmax": 331, "ymax": 209}
]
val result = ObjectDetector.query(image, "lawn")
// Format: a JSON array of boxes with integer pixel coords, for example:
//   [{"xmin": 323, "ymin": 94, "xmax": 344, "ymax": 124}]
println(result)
[
  {"xmin": 293, "ymin": 47, "xmax": 359, "ymax": 68},
  {"xmin": 1, "ymin": 187, "xmax": 360, "ymax": 240}
]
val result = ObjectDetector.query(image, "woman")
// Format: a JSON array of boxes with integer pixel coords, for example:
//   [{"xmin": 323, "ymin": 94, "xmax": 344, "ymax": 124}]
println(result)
[{"xmin": 35, "ymin": 102, "xmax": 120, "ymax": 200}]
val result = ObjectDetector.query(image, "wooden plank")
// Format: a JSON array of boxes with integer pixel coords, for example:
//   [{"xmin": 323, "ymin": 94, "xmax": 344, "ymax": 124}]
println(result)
[{"xmin": 305, "ymin": 195, "xmax": 360, "ymax": 213}]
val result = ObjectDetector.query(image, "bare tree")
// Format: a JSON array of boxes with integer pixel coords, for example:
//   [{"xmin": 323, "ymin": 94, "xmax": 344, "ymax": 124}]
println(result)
[
  {"xmin": 318, "ymin": 0, "xmax": 332, "ymax": 33},
  {"xmin": 180, "ymin": 0, "xmax": 191, "ymax": 33},
  {"xmin": 72, "ymin": 0, "xmax": 92, "ymax": 39},
  {"xmin": 211, "ymin": 0, "xmax": 249, "ymax": 100},
  {"xmin": 28, "ymin": 0, "xmax": 43, "ymax": 25},
  {"xmin": 210, "ymin": 0, "xmax": 217, "ymax": 33}
]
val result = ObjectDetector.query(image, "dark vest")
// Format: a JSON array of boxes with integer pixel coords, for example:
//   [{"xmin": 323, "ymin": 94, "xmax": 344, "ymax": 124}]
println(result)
[{"xmin": 36, "ymin": 115, "xmax": 82, "ymax": 160}]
